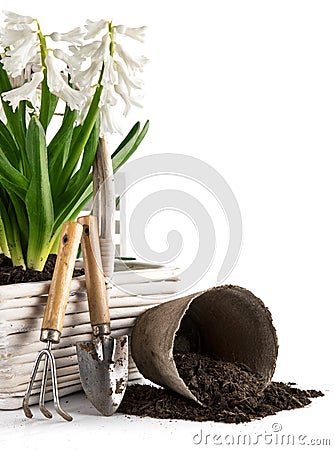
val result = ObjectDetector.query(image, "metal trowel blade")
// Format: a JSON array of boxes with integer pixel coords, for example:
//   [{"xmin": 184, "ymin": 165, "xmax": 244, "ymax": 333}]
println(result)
[{"xmin": 76, "ymin": 335, "xmax": 128, "ymax": 416}]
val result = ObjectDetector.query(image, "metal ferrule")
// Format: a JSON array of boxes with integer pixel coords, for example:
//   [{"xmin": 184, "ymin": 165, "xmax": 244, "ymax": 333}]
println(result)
[
  {"xmin": 92, "ymin": 323, "xmax": 111, "ymax": 337},
  {"xmin": 40, "ymin": 329, "xmax": 61, "ymax": 344}
]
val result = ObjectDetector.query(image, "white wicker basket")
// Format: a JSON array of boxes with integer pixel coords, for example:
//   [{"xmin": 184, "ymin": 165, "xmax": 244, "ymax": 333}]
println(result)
[
  {"xmin": 0, "ymin": 261, "xmax": 180, "ymax": 409},
  {"xmin": 0, "ymin": 139, "xmax": 180, "ymax": 410}
]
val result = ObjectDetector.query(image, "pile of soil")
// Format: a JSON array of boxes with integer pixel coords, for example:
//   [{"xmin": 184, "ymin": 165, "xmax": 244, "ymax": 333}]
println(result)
[
  {"xmin": 0, "ymin": 254, "xmax": 84, "ymax": 286},
  {"xmin": 119, "ymin": 353, "xmax": 324, "ymax": 423}
]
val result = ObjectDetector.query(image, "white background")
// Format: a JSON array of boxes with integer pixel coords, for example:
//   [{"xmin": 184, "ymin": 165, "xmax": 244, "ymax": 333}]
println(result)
[{"xmin": 0, "ymin": 1, "xmax": 333, "ymax": 449}]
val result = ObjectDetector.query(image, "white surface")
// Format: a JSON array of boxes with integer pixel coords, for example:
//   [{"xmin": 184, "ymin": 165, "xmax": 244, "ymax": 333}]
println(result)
[
  {"xmin": 0, "ymin": 389, "xmax": 332, "ymax": 449},
  {"xmin": 1, "ymin": 0, "xmax": 333, "ymax": 448}
]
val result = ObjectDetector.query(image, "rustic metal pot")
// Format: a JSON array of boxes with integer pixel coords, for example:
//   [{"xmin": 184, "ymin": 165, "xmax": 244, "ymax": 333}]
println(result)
[{"xmin": 131, "ymin": 285, "xmax": 278, "ymax": 403}]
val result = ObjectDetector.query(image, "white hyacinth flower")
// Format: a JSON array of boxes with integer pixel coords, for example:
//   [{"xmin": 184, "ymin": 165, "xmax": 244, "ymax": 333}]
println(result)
[
  {"xmin": 0, "ymin": 12, "xmax": 147, "ymax": 138},
  {"xmin": 1, "ymin": 70, "xmax": 43, "ymax": 111},
  {"xmin": 115, "ymin": 25, "xmax": 147, "ymax": 43},
  {"xmin": 45, "ymin": 54, "xmax": 86, "ymax": 110},
  {"xmin": 0, "ymin": 101, "xmax": 6, "ymax": 123},
  {"xmin": 2, "ymin": 10, "xmax": 34, "ymax": 26},
  {"xmin": 114, "ymin": 84, "xmax": 132, "ymax": 116},
  {"xmin": 102, "ymin": 54, "xmax": 118, "ymax": 85},
  {"xmin": 114, "ymin": 84, "xmax": 143, "ymax": 116},
  {"xmin": 69, "ymin": 34, "xmax": 109, "ymax": 91},
  {"xmin": 115, "ymin": 43, "xmax": 148, "ymax": 74},
  {"xmin": 69, "ymin": 40, "xmax": 100, "ymax": 60},
  {"xmin": 71, "ymin": 59, "xmax": 102, "ymax": 90},
  {"xmin": 99, "ymin": 103, "xmax": 123, "ymax": 135},
  {"xmin": 100, "ymin": 87, "xmax": 118, "ymax": 107},
  {"xmin": 99, "ymin": 57, "xmax": 117, "ymax": 104},
  {"xmin": 73, "ymin": 21, "xmax": 148, "ymax": 135},
  {"xmin": 75, "ymin": 96, "xmax": 92, "ymax": 126},
  {"xmin": 49, "ymin": 27, "xmax": 85, "ymax": 45},
  {"xmin": 25, "ymin": 58, "xmax": 43, "ymax": 79},
  {"xmin": 53, "ymin": 48, "xmax": 81, "ymax": 73},
  {"xmin": 0, "ymin": 12, "xmax": 40, "ymax": 79},
  {"xmin": 2, "ymin": 34, "xmax": 39, "ymax": 78},
  {"xmin": 116, "ymin": 58, "xmax": 143, "ymax": 93},
  {"xmin": 0, "ymin": 26, "xmax": 34, "ymax": 46},
  {"xmin": 84, "ymin": 19, "xmax": 108, "ymax": 40},
  {"xmin": 91, "ymin": 33, "xmax": 109, "ymax": 60}
]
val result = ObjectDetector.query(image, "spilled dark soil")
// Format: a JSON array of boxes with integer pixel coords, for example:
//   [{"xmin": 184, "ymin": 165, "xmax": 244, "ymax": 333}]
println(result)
[
  {"xmin": 119, "ymin": 353, "xmax": 324, "ymax": 423},
  {"xmin": 0, "ymin": 254, "xmax": 84, "ymax": 285}
]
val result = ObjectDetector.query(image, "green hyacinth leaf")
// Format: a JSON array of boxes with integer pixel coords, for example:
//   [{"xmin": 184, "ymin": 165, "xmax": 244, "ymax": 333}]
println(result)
[{"xmin": 25, "ymin": 116, "xmax": 54, "ymax": 270}]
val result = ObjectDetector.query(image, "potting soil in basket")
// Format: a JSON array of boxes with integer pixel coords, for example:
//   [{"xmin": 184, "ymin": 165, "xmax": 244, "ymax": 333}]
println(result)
[
  {"xmin": 118, "ymin": 352, "xmax": 324, "ymax": 423},
  {"xmin": 0, "ymin": 254, "xmax": 84, "ymax": 285}
]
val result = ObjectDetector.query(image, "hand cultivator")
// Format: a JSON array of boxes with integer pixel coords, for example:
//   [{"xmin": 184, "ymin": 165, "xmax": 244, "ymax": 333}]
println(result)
[{"xmin": 23, "ymin": 221, "xmax": 83, "ymax": 421}]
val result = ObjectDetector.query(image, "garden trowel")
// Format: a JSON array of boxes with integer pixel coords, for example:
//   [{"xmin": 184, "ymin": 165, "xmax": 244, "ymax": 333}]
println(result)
[{"xmin": 76, "ymin": 215, "xmax": 128, "ymax": 416}]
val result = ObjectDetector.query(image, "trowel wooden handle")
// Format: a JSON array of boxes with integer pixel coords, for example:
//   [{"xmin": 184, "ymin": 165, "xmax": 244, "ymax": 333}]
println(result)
[
  {"xmin": 41, "ymin": 222, "xmax": 83, "ymax": 343},
  {"xmin": 78, "ymin": 216, "xmax": 110, "ymax": 328}
]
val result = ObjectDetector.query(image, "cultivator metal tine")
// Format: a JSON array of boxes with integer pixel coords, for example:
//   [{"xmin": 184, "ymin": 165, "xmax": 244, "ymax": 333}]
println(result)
[
  {"xmin": 39, "ymin": 343, "xmax": 52, "ymax": 419},
  {"xmin": 23, "ymin": 348, "xmax": 48, "ymax": 419},
  {"xmin": 22, "ymin": 342, "xmax": 73, "ymax": 422},
  {"xmin": 49, "ymin": 349, "xmax": 73, "ymax": 422}
]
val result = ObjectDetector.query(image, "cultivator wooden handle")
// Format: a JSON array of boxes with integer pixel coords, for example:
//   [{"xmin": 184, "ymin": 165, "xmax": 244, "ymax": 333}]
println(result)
[
  {"xmin": 78, "ymin": 215, "xmax": 110, "ymax": 332},
  {"xmin": 41, "ymin": 222, "xmax": 83, "ymax": 343}
]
